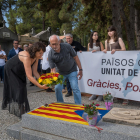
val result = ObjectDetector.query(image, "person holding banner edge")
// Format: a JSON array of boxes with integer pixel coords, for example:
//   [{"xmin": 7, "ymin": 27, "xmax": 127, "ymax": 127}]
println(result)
[
  {"xmin": 103, "ymin": 25, "xmax": 127, "ymax": 105},
  {"xmin": 65, "ymin": 34, "xmax": 86, "ymax": 97},
  {"xmin": 87, "ymin": 31, "xmax": 104, "ymax": 101}
]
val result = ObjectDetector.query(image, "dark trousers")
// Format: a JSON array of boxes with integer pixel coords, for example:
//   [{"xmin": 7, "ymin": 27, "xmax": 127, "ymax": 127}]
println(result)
[
  {"xmin": 67, "ymin": 79, "xmax": 72, "ymax": 93},
  {"xmin": 42, "ymin": 68, "xmax": 51, "ymax": 74},
  {"xmin": 63, "ymin": 84, "xmax": 66, "ymax": 89},
  {"xmin": 0, "ymin": 65, "xmax": 4, "ymax": 82}
]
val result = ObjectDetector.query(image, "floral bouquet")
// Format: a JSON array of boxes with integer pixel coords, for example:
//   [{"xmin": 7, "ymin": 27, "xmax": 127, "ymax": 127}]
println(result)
[
  {"xmin": 103, "ymin": 91, "xmax": 114, "ymax": 110},
  {"xmin": 82, "ymin": 102, "xmax": 100, "ymax": 126},
  {"xmin": 103, "ymin": 92, "xmax": 113, "ymax": 101},
  {"xmin": 38, "ymin": 73, "xmax": 64, "ymax": 88}
]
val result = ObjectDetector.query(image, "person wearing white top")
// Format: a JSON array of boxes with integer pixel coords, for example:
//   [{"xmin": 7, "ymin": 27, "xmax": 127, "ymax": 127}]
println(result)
[
  {"xmin": 14, "ymin": 47, "xmax": 19, "ymax": 54},
  {"xmin": 42, "ymin": 45, "xmax": 54, "ymax": 92},
  {"xmin": 0, "ymin": 45, "xmax": 6, "ymax": 82},
  {"xmin": 42, "ymin": 45, "xmax": 52, "ymax": 73},
  {"xmin": 88, "ymin": 31, "xmax": 104, "ymax": 101}
]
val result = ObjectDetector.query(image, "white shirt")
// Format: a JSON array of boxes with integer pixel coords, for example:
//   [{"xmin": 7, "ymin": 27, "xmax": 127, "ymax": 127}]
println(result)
[
  {"xmin": 0, "ymin": 50, "xmax": 6, "ymax": 66},
  {"xmin": 42, "ymin": 45, "xmax": 52, "ymax": 70},
  {"xmin": 89, "ymin": 43, "xmax": 100, "ymax": 52},
  {"xmin": 14, "ymin": 48, "xmax": 19, "ymax": 54}
]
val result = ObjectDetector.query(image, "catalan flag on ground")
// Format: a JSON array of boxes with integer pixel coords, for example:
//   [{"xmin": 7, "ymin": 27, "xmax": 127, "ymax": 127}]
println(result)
[{"xmin": 28, "ymin": 103, "xmax": 107, "ymax": 126}]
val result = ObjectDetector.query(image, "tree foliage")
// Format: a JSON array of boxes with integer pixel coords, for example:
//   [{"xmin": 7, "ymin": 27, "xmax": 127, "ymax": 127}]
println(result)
[
  {"xmin": 73, "ymin": 0, "xmax": 112, "ymax": 45},
  {"xmin": 1, "ymin": 0, "xmax": 140, "ymax": 49}
]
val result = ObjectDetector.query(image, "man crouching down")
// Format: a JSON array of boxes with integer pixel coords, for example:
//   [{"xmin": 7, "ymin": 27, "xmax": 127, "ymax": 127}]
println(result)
[{"xmin": 48, "ymin": 35, "xmax": 83, "ymax": 104}]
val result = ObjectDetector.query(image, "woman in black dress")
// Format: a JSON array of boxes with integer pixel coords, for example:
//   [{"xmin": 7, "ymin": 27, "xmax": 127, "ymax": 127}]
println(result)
[{"xmin": 2, "ymin": 42, "xmax": 48, "ymax": 117}]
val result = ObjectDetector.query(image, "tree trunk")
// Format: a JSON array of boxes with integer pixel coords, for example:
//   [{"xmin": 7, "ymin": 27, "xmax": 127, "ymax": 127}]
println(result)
[
  {"xmin": 135, "ymin": 9, "xmax": 140, "ymax": 49},
  {"xmin": 0, "ymin": 7, "xmax": 3, "ymax": 27},
  {"xmin": 111, "ymin": 0, "xmax": 122, "ymax": 38},
  {"xmin": 42, "ymin": 13, "xmax": 45, "ymax": 30},
  {"xmin": 119, "ymin": 0, "xmax": 136, "ymax": 50},
  {"xmin": 129, "ymin": 0, "xmax": 135, "ymax": 50},
  {"xmin": 9, "ymin": 0, "xmax": 12, "ymax": 10}
]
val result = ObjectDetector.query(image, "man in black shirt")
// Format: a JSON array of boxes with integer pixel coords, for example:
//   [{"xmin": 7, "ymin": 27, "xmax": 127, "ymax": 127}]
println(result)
[
  {"xmin": 65, "ymin": 34, "xmax": 86, "ymax": 97},
  {"xmin": 66, "ymin": 34, "xmax": 86, "ymax": 53}
]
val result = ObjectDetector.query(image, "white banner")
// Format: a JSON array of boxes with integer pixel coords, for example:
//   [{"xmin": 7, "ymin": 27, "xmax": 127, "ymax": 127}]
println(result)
[{"xmin": 77, "ymin": 51, "xmax": 140, "ymax": 101}]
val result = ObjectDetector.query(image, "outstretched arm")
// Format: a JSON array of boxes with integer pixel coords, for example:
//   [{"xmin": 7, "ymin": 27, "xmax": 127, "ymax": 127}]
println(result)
[
  {"xmin": 103, "ymin": 40, "xmax": 107, "ymax": 53},
  {"xmin": 100, "ymin": 42, "xmax": 104, "ymax": 51},
  {"xmin": 51, "ymin": 67, "xmax": 56, "ymax": 73},
  {"xmin": 32, "ymin": 59, "xmax": 40, "ymax": 79},
  {"xmin": 23, "ymin": 57, "xmax": 48, "ymax": 89}
]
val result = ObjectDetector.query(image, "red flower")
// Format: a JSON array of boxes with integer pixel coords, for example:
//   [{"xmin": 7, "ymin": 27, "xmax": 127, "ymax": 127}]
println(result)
[
  {"xmin": 96, "ymin": 104, "xmax": 100, "ymax": 106},
  {"xmin": 89, "ymin": 105, "xmax": 91, "ymax": 107},
  {"xmin": 82, "ymin": 104, "xmax": 84, "ymax": 106},
  {"xmin": 109, "ymin": 93, "xmax": 111, "ymax": 94},
  {"xmin": 54, "ymin": 74, "xmax": 59, "ymax": 77},
  {"xmin": 92, "ymin": 102, "xmax": 94, "ymax": 104},
  {"xmin": 46, "ymin": 75, "xmax": 52, "ymax": 78},
  {"xmin": 40, "ymin": 76, "xmax": 47, "ymax": 79}
]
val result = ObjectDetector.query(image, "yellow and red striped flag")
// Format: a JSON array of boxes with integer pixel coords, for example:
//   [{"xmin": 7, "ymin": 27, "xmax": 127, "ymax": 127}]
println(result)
[
  {"xmin": 28, "ymin": 103, "xmax": 89, "ymax": 125},
  {"xmin": 28, "ymin": 103, "xmax": 106, "ymax": 125}
]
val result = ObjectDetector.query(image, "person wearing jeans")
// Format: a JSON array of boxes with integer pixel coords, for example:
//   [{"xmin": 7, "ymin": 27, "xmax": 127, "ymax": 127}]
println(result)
[
  {"xmin": 48, "ymin": 35, "xmax": 83, "ymax": 104},
  {"xmin": 0, "ymin": 45, "xmax": 6, "ymax": 82},
  {"xmin": 55, "ymin": 71, "xmax": 81, "ymax": 103},
  {"xmin": 65, "ymin": 33, "xmax": 86, "ymax": 97}
]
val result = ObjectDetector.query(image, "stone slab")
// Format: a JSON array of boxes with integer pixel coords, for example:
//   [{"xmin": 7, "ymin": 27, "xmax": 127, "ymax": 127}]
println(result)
[
  {"xmin": 21, "ymin": 112, "xmax": 140, "ymax": 140},
  {"xmin": 21, "ymin": 128, "xmax": 72, "ymax": 140},
  {"xmin": 8, "ymin": 121, "xmax": 140, "ymax": 140},
  {"xmin": 102, "ymin": 107, "xmax": 140, "ymax": 126},
  {"xmin": 7, "ymin": 122, "xmax": 23, "ymax": 140},
  {"xmin": 7, "ymin": 104, "xmax": 140, "ymax": 140},
  {"xmin": 7, "ymin": 122, "xmax": 72, "ymax": 140}
]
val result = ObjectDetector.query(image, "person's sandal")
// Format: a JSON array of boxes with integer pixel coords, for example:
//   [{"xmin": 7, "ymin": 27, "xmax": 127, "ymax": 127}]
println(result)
[{"xmin": 122, "ymin": 100, "xmax": 129, "ymax": 105}]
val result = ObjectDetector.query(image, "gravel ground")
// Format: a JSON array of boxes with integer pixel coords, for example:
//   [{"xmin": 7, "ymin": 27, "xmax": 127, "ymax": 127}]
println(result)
[{"xmin": 0, "ymin": 90, "xmax": 140, "ymax": 140}]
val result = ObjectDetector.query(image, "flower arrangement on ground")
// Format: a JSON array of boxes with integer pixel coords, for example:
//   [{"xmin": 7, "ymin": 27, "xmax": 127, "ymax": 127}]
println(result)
[
  {"xmin": 38, "ymin": 73, "xmax": 63, "ymax": 88},
  {"xmin": 83, "ymin": 102, "xmax": 99, "ymax": 116},
  {"xmin": 103, "ymin": 91, "xmax": 113, "ymax": 110},
  {"xmin": 103, "ymin": 91, "xmax": 113, "ymax": 101},
  {"xmin": 82, "ymin": 102, "xmax": 100, "ymax": 126}
]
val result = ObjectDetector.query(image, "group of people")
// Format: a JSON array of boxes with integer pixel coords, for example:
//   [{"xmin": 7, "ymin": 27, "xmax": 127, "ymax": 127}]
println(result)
[
  {"xmin": 87, "ymin": 26, "xmax": 127, "ymax": 105},
  {"xmin": 1, "ymin": 25, "xmax": 128, "ymax": 118}
]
